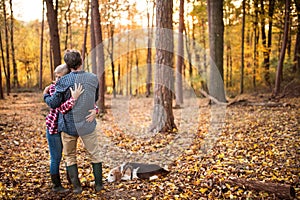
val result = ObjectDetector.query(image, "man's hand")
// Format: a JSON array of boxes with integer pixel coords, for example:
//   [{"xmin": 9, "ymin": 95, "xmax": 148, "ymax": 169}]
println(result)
[
  {"xmin": 70, "ymin": 83, "xmax": 84, "ymax": 100},
  {"xmin": 86, "ymin": 109, "xmax": 97, "ymax": 122}
]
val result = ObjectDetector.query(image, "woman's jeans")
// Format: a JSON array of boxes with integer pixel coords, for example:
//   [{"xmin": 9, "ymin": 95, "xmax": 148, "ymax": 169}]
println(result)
[{"xmin": 46, "ymin": 129, "xmax": 63, "ymax": 175}]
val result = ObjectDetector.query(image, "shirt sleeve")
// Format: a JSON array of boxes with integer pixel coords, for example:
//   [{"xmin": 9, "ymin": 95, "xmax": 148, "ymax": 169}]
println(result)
[
  {"xmin": 44, "ymin": 77, "xmax": 69, "ymax": 109},
  {"xmin": 57, "ymin": 97, "xmax": 76, "ymax": 114}
]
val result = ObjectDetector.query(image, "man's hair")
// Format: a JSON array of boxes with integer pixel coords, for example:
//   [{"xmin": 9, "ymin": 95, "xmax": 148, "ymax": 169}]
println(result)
[
  {"xmin": 64, "ymin": 49, "xmax": 82, "ymax": 70},
  {"xmin": 54, "ymin": 64, "xmax": 70, "ymax": 76}
]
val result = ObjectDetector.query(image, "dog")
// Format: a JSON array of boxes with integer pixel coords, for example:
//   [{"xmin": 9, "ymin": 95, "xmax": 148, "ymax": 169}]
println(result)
[{"xmin": 107, "ymin": 162, "xmax": 169, "ymax": 182}]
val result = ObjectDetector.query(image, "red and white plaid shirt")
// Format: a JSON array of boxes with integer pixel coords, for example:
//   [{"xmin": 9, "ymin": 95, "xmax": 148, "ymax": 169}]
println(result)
[{"xmin": 46, "ymin": 83, "xmax": 75, "ymax": 134}]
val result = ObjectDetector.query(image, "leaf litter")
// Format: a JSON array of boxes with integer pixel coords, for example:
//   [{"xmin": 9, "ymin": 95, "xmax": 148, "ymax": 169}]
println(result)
[{"xmin": 0, "ymin": 92, "xmax": 299, "ymax": 199}]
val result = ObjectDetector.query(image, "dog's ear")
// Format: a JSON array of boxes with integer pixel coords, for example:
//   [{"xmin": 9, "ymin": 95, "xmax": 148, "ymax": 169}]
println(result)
[{"xmin": 115, "ymin": 171, "xmax": 122, "ymax": 181}]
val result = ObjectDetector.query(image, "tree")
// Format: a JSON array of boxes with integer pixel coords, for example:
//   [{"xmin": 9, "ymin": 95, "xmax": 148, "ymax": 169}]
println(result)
[
  {"xmin": 293, "ymin": 0, "xmax": 300, "ymax": 75},
  {"xmin": 207, "ymin": 0, "xmax": 226, "ymax": 102},
  {"xmin": 2, "ymin": 0, "xmax": 10, "ymax": 95},
  {"xmin": 0, "ymin": 26, "xmax": 5, "ymax": 99},
  {"xmin": 91, "ymin": 0, "xmax": 105, "ymax": 113},
  {"xmin": 240, "ymin": 0, "xmax": 245, "ymax": 94},
  {"xmin": 175, "ymin": 0, "xmax": 184, "ymax": 106},
  {"xmin": 146, "ymin": 0, "xmax": 155, "ymax": 97},
  {"xmin": 45, "ymin": 0, "xmax": 61, "ymax": 69},
  {"xmin": 274, "ymin": 0, "xmax": 291, "ymax": 96},
  {"xmin": 253, "ymin": 0, "xmax": 259, "ymax": 90},
  {"xmin": 82, "ymin": 0, "xmax": 89, "ymax": 65},
  {"xmin": 39, "ymin": 0, "xmax": 45, "ymax": 90},
  {"xmin": 150, "ymin": 0, "xmax": 176, "ymax": 133},
  {"xmin": 9, "ymin": 0, "xmax": 18, "ymax": 88}
]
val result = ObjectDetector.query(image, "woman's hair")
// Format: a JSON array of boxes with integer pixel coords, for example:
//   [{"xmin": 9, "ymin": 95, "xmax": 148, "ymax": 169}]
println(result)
[
  {"xmin": 64, "ymin": 49, "xmax": 82, "ymax": 70},
  {"xmin": 54, "ymin": 64, "xmax": 70, "ymax": 76}
]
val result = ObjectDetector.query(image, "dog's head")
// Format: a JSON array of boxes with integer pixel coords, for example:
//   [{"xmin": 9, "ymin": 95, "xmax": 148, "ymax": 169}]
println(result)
[{"xmin": 107, "ymin": 166, "xmax": 122, "ymax": 182}]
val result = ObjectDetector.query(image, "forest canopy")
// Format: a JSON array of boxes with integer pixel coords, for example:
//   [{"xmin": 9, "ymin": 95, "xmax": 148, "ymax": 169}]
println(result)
[{"xmin": 0, "ymin": 0, "xmax": 299, "ymax": 98}]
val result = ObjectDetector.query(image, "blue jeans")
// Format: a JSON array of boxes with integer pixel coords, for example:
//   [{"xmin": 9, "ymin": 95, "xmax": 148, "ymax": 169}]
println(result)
[{"xmin": 46, "ymin": 129, "xmax": 63, "ymax": 175}]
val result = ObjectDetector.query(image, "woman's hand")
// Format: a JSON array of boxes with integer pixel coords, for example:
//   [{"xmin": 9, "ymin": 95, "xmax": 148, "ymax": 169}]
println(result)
[
  {"xmin": 70, "ymin": 83, "xmax": 84, "ymax": 100},
  {"xmin": 43, "ymin": 85, "xmax": 50, "ymax": 95},
  {"xmin": 85, "ymin": 109, "xmax": 97, "ymax": 122}
]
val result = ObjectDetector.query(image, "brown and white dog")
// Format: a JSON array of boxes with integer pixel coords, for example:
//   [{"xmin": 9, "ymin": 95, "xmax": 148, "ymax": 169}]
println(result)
[{"xmin": 107, "ymin": 162, "xmax": 169, "ymax": 182}]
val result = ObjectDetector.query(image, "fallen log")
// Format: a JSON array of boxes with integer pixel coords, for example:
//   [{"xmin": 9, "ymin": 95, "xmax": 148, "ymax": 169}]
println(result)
[
  {"xmin": 199, "ymin": 89, "xmax": 228, "ymax": 105},
  {"xmin": 225, "ymin": 178, "xmax": 296, "ymax": 199}
]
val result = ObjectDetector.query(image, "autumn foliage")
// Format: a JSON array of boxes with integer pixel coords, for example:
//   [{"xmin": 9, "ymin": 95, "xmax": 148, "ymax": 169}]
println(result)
[{"xmin": 0, "ymin": 92, "xmax": 299, "ymax": 199}]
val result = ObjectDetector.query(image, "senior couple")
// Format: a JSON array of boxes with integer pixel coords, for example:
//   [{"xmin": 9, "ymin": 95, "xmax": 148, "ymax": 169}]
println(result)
[{"xmin": 43, "ymin": 49, "xmax": 103, "ymax": 194}]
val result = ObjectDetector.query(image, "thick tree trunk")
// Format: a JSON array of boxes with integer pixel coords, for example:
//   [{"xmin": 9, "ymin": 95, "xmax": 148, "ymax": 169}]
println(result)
[
  {"xmin": 91, "ymin": 0, "xmax": 105, "ymax": 113},
  {"xmin": 150, "ymin": 0, "xmax": 176, "ymax": 133},
  {"xmin": 45, "ymin": 0, "xmax": 61, "ymax": 69},
  {"xmin": 207, "ymin": 0, "xmax": 226, "ymax": 103}
]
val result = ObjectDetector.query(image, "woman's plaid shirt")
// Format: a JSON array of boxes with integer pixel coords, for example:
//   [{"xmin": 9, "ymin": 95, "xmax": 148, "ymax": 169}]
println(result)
[{"xmin": 45, "ymin": 83, "xmax": 75, "ymax": 134}]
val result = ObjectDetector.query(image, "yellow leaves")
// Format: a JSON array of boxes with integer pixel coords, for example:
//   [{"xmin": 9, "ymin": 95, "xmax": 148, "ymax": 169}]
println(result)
[{"xmin": 199, "ymin": 187, "xmax": 208, "ymax": 194}]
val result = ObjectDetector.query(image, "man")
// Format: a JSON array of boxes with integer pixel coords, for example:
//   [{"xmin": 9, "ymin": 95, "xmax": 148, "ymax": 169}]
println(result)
[{"xmin": 44, "ymin": 49, "xmax": 103, "ymax": 194}]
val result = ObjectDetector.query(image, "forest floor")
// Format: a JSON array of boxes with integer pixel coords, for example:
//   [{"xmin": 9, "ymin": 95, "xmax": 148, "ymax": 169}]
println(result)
[{"xmin": 0, "ymin": 91, "xmax": 299, "ymax": 199}]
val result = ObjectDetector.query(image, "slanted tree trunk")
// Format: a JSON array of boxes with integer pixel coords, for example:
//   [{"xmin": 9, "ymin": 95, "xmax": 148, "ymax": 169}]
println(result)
[
  {"xmin": 175, "ymin": 0, "xmax": 184, "ymax": 106},
  {"xmin": 91, "ymin": 0, "xmax": 105, "ymax": 113},
  {"xmin": 150, "ymin": 0, "xmax": 176, "ymax": 133},
  {"xmin": 207, "ymin": 0, "xmax": 226, "ymax": 103},
  {"xmin": 39, "ymin": 0, "xmax": 45, "ymax": 90},
  {"xmin": 0, "ymin": 30, "xmax": 3, "ymax": 99},
  {"xmin": 274, "ymin": 0, "xmax": 290, "ymax": 96}
]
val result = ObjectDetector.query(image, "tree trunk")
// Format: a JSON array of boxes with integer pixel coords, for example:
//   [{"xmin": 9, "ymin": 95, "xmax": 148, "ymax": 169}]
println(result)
[
  {"xmin": 207, "ymin": 0, "xmax": 226, "ymax": 103},
  {"xmin": 91, "ymin": 0, "xmax": 105, "ymax": 113},
  {"xmin": 150, "ymin": 0, "xmax": 176, "ymax": 133},
  {"xmin": 82, "ymin": 0, "xmax": 89, "ymax": 69},
  {"xmin": 9, "ymin": 0, "xmax": 18, "ymax": 88},
  {"xmin": 64, "ymin": 1, "xmax": 72, "ymax": 50},
  {"xmin": 175, "ymin": 0, "xmax": 184, "ymax": 106},
  {"xmin": 146, "ymin": 0, "xmax": 154, "ymax": 97},
  {"xmin": 267, "ymin": 0, "xmax": 275, "ymax": 83},
  {"xmin": 274, "ymin": 0, "xmax": 290, "ymax": 96},
  {"xmin": 293, "ymin": 0, "xmax": 300, "ymax": 75},
  {"xmin": 253, "ymin": 0, "xmax": 259, "ymax": 90},
  {"xmin": 2, "ymin": 0, "xmax": 10, "ymax": 95},
  {"xmin": 45, "ymin": 0, "xmax": 61, "ymax": 69},
  {"xmin": 0, "ymin": 29, "xmax": 6, "ymax": 99},
  {"xmin": 39, "ymin": 0, "xmax": 45, "ymax": 90},
  {"xmin": 240, "ymin": 0, "xmax": 245, "ymax": 94},
  {"xmin": 90, "ymin": 13, "xmax": 97, "ymax": 74}
]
